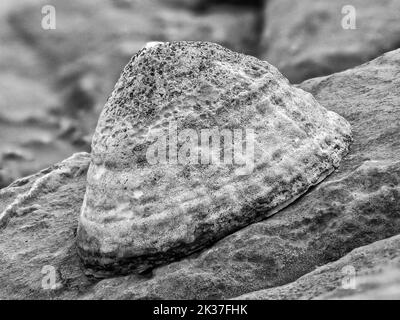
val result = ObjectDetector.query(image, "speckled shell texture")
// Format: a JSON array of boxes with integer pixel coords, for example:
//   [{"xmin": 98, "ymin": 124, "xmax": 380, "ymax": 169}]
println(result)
[{"xmin": 77, "ymin": 41, "xmax": 352, "ymax": 276}]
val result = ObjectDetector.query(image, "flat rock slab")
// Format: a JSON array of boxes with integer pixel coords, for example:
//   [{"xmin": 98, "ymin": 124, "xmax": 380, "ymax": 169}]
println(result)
[
  {"xmin": 0, "ymin": 153, "xmax": 91, "ymax": 299},
  {"xmin": 77, "ymin": 41, "xmax": 351, "ymax": 275},
  {"xmin": 235, "ymin": 233, "xmax": 400, "ymax": 300}
]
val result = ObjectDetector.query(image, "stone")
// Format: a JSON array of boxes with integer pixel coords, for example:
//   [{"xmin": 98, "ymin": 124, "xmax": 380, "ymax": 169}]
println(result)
[
  {"xmin": 0, "ymin": 153, "xmax": 91, "ymax": 299},
  {"xmin": 84, "ymin": 49, "xmax": 400, "ymax": 299},
  {"xmin": 261, "ymin": 0, "xmax": 400, "ymax": 83},
  {"xmin": 77, "ymin": 41, "xmax": 352, "ymax": 276},
  {"xmin": 1, "ymin": 48, "xmax": 400, "ymax": 300},
  {"xmin": 234, "ymin": 234, "xmax": 400, "ymax": 300}
]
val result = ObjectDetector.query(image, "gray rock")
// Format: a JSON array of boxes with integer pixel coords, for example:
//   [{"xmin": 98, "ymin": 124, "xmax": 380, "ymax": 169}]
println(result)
[
  {"xmin": 234, "ymin": 234, "xmax": 400, "ymax": 300},
  {"xmin": 262, "ymin": 0, "xmax": 400, "ymax": 83},
  {"xmin": 77, "ymin": 41, "xmax": 351, "ymax": 276},
  {"xmin": 0, "ymin": 153, "xmax": 91, "ymax": 299},
  {"xmin": 84, "ymin": 49, "xmax": 400, "ymax": 299},
  {"xmin": 1, "ymin": 47, "xmax": 400, "ymax": 301}
]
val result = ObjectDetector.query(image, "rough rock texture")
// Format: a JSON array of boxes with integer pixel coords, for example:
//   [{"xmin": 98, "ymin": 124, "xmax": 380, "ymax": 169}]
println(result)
[
  {"xmin": 235, "ymin": 234, "xmax": 400, "ymax": 300},
  {"xmin": 262, "ymin": 0, "xmax": 400, "ymax": 83},
  {"xmin": 1, "ymin": 47, "xmax": 400, "ymax": 300},
  {"xmin": 77, "ymin": 41, "xmax": 351, "ymax": 276},
  {"xmin": 0, "ymin": 153, "xmax": 91, "ymax": 299},
  {"xmin": 83, "ymin": 49, "xmax": 400, "ymax": 299}
]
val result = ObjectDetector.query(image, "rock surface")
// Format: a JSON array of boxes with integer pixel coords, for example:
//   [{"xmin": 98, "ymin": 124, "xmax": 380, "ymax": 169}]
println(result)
[
  {"xmin": 0, "ymin": 153, "xmax": 91, "ymax": 299},
  {"xmin": 77, "ymin": 41, "xmax": 351, "ymax": 276},
  {"xmin": 84, "ymin": 49, "xmax": 400, "ymax": 299},
  {"xmin": 262, "ymin": 0, "xmax": 400, "ymax": 83},
  {"xmin": 1, "ymin": 47, "xmax": 400, "ymax": 300},
  {"xmin": 235, "ymin": 234, "xmax": 400, "ymax": 300}
]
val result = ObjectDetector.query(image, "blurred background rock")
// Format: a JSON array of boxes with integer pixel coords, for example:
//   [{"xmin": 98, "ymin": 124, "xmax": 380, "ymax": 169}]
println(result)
[{"xmin": 1, "ymin": 0, "xmax": 399, "ymax": 188}]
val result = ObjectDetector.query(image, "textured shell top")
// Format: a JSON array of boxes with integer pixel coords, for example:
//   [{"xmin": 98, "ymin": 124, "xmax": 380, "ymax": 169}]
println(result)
[{"xmin": 77, "ymin": 41, "xmax": 352, "ymax": 275}]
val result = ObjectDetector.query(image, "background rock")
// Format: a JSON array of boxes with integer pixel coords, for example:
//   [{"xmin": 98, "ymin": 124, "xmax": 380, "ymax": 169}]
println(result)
[
  {"xmin": 235, "ymin": 234, "xmax": 400, "ymax": 300},
  {"xmin": 262, "ymin": 0, "xmax": 400, "ymax": 83},
  {"xmin": 1, "ymin": 46, "xmax": 394, "ymax": 300},
  {"xmin": 0, "ymin": 0, "xmax": 76, "ymax": 188}
]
